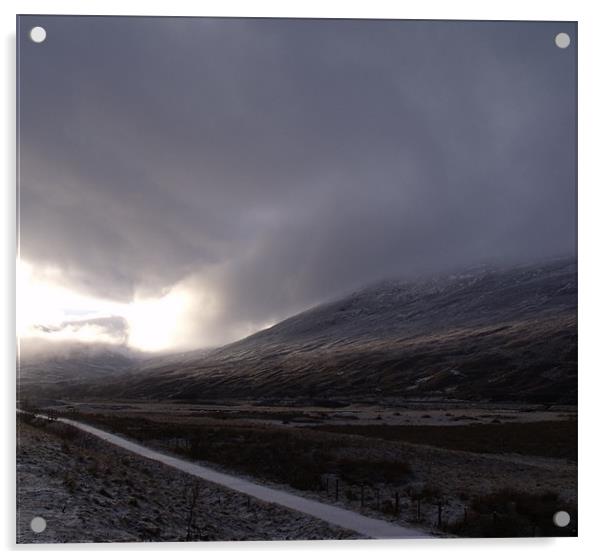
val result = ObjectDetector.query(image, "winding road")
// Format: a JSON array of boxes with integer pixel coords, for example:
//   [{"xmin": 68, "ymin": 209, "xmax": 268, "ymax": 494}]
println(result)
[{"xmin": 18, "ymin": 410, "xmax": 431, "ymax": 539}]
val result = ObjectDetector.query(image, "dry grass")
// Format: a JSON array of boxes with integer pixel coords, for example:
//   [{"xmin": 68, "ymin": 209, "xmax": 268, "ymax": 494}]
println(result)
[
  {"xmin": 309, "ymin": 420, "xmax": 577, "ymax": 460},
  {"xmin": 47, "ymin": 408, "xmax": 577, "ymax": 538}
]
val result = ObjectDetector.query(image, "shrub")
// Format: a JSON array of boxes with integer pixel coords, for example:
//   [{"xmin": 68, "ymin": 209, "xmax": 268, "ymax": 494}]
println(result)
[
  {"xmin": 336, "ymin": 457, "xmax": 412, "ymax": 484},
  {"xmin": 63, "ymin": 473, "xmax": 77, "ymax": 493},
  {"xmin": 448, "ymin": 489, "xmax": 577, "ymax": 537}
]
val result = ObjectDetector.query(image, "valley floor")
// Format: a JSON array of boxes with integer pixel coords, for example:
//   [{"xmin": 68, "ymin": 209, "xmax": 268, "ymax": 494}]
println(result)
[{"xmin": 17, "ymin": 400, "xmax": 578, "ymax": 540}]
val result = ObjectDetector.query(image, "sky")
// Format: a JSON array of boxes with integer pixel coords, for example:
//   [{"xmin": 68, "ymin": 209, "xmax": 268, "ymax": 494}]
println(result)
[{"xmin": 17, "ymin": 16, "xmax": 577, "ymax": 352}]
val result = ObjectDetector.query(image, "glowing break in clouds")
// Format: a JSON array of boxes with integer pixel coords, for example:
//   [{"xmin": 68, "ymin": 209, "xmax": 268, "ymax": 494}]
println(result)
[{"xmin": 17, "ymin": 260, "xmax": 211, "ymax": 352}]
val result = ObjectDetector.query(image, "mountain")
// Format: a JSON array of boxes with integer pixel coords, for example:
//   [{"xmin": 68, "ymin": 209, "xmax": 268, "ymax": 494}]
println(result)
[
  {"xmin": 84, "ymin": 257, "xmax": 577, "ymax": 404},
  {"xmin": 17, "ymin": 340, "xmax": 143, "ymax": 397}
]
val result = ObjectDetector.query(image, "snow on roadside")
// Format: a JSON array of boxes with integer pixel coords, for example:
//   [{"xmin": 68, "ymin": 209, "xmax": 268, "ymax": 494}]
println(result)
[{"xmin": 17, "ymin": 419, "xmax": 357, "ymax": 543}]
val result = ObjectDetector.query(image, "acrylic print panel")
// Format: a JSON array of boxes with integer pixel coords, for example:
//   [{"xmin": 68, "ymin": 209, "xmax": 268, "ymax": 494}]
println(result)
[{"xmin": 16, "ymin": 15, "xmax": 577, "ymax": 542}]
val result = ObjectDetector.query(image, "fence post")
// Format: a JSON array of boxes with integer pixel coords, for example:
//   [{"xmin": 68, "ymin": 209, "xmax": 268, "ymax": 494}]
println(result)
[
  {"xmin": 335, "ymin": 479, "xmax": 339, "ymax": 501},
  {"xmin": 395, "ymin": 492, "xmax": 399, "ymax": 515},
  {"xmin": 361, "ymin": 484, "xmax": 365, "ymax": 509}
]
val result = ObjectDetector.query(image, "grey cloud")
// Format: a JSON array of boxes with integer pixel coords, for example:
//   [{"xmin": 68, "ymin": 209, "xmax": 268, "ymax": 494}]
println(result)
[
  {"xmin": 18, "ymin": 17, "xmax": 576, "ymax": 346},
  {"xmin": 31, "ymin": 316, "xmax": 129, "ymax": 344}
]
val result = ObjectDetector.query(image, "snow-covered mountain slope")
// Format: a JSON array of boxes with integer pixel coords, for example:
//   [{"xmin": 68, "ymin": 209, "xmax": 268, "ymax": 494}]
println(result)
[{"xmin": 101, "ymin": 258, "xmax": 576, "ymax": 404}]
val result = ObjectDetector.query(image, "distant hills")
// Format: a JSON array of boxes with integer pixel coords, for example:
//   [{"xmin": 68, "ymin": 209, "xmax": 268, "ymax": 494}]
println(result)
[
  {"xmin": 19, "ymin": 258, "xmax": 577, "ymax": 404},
  {"xmin": 18, "ymin": 340, "xmax": 142, "ymax": 394}
]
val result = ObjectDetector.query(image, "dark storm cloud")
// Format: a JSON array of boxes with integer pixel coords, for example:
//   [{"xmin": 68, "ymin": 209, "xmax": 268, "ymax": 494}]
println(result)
[{"xmin": 18, "ymin": 17, "xmax": 577, "ymax": 347}]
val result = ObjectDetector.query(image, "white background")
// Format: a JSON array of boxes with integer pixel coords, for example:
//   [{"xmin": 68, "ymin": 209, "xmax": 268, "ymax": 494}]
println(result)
[{"xmin": 1, "ymin": 1, "xmax": 600, "ymax": 557}]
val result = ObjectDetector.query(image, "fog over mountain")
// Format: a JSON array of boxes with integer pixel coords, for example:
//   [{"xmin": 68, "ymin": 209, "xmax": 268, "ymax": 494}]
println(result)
[{"xmin": 18, "ymin": 17, "xmax": 576, "ymax": 350}]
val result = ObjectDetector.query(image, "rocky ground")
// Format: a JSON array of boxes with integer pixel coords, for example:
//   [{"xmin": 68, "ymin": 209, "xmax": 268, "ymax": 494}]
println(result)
[{"xmin": 16, "ymin": 418, "xmax": 356, "ymax": 543}]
